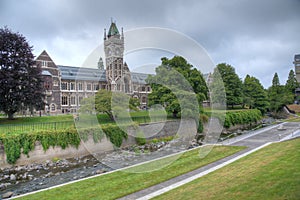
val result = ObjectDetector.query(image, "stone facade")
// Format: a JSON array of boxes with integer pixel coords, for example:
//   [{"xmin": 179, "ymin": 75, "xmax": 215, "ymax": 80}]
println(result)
[
  {"xmin": 294, "ymin": 54, "xmax": 300, "ymax": 82},
  {"xmin": 37, "ymin": 22, "xmax": 151, "ymax": 114}
]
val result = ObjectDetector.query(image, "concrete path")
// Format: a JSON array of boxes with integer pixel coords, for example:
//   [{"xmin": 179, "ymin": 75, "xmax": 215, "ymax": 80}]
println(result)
[{"xmin": 118, "ymin": 122, "xmax": 300, "ymax": 200}]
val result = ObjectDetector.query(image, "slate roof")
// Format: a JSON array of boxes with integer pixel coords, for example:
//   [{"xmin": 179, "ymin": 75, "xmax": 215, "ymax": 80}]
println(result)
[
  {"xmin": 57, "ymin": 65, "xmax": 149, "ymax": 84},
  {"xmin": 131, "ymin": 72, "xmax": 149, "ymax": 84},
  {"xmin": 57, "ymin": 65, "xmax": 106, "ymax": 81},
  {"xmin": 41, "ymin": 70, "xmax": 52, "ymax": 76}
]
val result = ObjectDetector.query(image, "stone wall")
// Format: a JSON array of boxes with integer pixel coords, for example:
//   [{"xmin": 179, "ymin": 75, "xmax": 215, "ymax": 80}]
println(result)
[{"xmin": 0, "ymin": 119, "xmax": 197, "ymax": 167}]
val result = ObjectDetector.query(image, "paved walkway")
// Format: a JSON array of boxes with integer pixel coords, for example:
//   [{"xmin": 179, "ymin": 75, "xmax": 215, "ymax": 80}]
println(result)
[{"xmin": 118, "ymin": 122, "xmax": 300, "ymax": 200}]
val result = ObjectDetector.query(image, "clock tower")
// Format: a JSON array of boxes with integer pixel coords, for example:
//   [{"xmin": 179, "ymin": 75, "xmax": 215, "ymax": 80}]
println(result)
[{"xmin": 104, "ymin": 21, "xmax": 130, "ymax": 92}]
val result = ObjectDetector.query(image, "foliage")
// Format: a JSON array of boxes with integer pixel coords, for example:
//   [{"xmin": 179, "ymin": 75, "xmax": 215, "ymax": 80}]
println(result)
[
  {"xmin": 208, "ymin": 70, "xmax": 226, "ymax": 107},
  {"xmin": 102, "ymin": 125, "xmax": 128, "ymax": 148},
  {"xmin": 80, "ymin": 90, "xmax": 139, "ymax": 121},
  {"xmin": 268, "ymin": 73, "xmax": 294, "ymax": 112},
  {"xmin": 135, "ymin": 130, "xmax": 146, "ymax": 145},
  {"xmin": 243, "ymin": 75, "xmax": 269, "ymax": 114},
  {"xmin": 0, "ymin": 27, "xmax": 44, "ymax": 119},
  {"xmin": 0, "ymin": 125, "xmax": 128, "ymax": 164},
  {"xmin": 147, "ymin": 56, "xmax": 207, "ymax": 118},
  {"xmin": 216, "ymin": 63, "xmax": 243, "ymax": 108},
  {"xmin": 285, "ymin": 69, "xmax": 299, "ymax": 93},
  {"xmin": 223, "ymin": 109, "xmax": 262, "ymax": 128}
]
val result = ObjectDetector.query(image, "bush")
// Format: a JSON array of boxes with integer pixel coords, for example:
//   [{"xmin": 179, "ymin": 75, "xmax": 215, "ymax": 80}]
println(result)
[{"xmin": 223, "ymin": 109, "xmax": 262, "ymax": 128}]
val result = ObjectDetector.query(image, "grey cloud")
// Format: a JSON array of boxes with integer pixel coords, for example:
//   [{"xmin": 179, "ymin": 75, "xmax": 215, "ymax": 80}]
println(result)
[{"xmin": 0, "ymin": 0, "xmax": 299, "ymax": 88}]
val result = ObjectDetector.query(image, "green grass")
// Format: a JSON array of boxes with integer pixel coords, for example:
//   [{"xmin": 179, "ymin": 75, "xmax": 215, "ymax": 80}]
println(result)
[
  {"xmin": 0, "ymin": 111, "xmax": 174, "ymax": 134},
  {"xmin": 0, "ymin": 115, "xmax": 73, "ymax": 124},
  {"xmin": 17, "ymin": 145, "xmax": 245, "ymax": 200},
  {"xmin": 155, "ymin": 138, "xmax": 300, "ymax": 200}
]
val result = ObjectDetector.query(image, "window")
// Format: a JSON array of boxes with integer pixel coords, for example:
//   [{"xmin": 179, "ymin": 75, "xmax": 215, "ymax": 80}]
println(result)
[
  {"xmin": 86, "ymin": 83, "xmax": 92, "ymax": 91},
  {"xmin": 78, "ymin": 96, "xmax": 83, "ymax": 105},
  {"xmin": 142, "ymin": 96, "xmax": 147, "ymax": 103},
  {"xmin": 62, "ymin": 96, "xmax": 68, "ymax": 105},
  {"xmin": 42, "ymin": 61, "xmax": 47, "ymax": 67},
  {"xmin": 142, "ymin": 86, "xmax": 145, "ymax": 91},
  {"xmin": 70, "ymin": 96, "xmax": 76, "ymax": 105},
  {"xmin": 61, "ymin": 82, "xmax": 68, "ymax": 90},
  {"xmin": 53, "ymin": 81, "xmax": 58, "ymax": 86},
  {"xmin": 78, "ymin": 82, "xmax": 83, "ymax": 91},
  {"xmin": 70, "ymin": 82, "xmax": 75, "ymax": 90},
  {"xmin": 50, "ymin": 104, "xmax": 56, "ymax": 112},
  {"xmin": 44, "ymin": 81, "xmax": 51, "ymax": 90},
  {"xmin": 93, "ymin": 84, "xmax": 99, "ymax": 91},
  {"xmin": 147, "ymin": 86, "xmax": 151, "ymax": 92}
]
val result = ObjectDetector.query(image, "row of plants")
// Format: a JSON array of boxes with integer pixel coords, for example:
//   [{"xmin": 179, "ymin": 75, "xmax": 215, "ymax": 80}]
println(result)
[
  {"xmin": 223, "ymin": 109, "xmax": 262, "ymax": 128},
  {"xmin": 0, "ymin": 125, "xmax": 128, "ymax": 164}
]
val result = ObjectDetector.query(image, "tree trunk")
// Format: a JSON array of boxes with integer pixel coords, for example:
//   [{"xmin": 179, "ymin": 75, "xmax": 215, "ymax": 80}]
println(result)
[{"xmin": 7, "ymin": 112, "xmax": 14, "ymax": 120}]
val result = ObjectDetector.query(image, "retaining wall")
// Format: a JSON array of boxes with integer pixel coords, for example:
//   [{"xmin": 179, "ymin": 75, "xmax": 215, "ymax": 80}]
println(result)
[{"xmin": 0, "ymin": 120, "xmax": 197, "ymax": 167}]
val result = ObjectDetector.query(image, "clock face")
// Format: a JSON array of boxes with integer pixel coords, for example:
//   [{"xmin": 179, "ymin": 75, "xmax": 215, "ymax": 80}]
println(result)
[
  {"xmin": 107, "ymin": 48, "xmax": 112, "ymax": 56},
  {"xmin": 115, "ymin": 48, "xmax": 120, "ymax": 56}
]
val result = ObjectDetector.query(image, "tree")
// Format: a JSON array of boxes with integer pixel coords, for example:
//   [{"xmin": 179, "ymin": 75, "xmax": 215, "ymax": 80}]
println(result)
[
  {"xmin": 147, "ymin": 56, "xmax": 207, "ymax": 118},
  {"xmin": 0, "ymin": 27, "xmax": 44, "ymax": 119},
  {"xmin": 216, "ymin": 63, "xmax": 243, "ymax": 108},
  {"xmin": 243, "ymin": 75, "xmax": 269, "ymax": 114},
  {"xmin": 285, "ymin": 69, "xmax": 299, "ymax": 93},
  {"xmin": 268, "ymin": 73, "xmax": 293, "ymax": 112},
  {"xmin": 80, "ymin": 89, "xmax": 139, "ymax": 121}
]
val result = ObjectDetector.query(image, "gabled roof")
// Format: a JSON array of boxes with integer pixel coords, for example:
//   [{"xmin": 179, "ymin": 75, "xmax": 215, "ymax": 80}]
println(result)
[
  {"xmin": 36, "ymin": 50, "xmax": 56, "ymax": 64},
  {"xmin": 107, "ymin": 22, "xmax": 120, "ymax": 38},
  {"xmin": 57, "ymin": 65, "xmax": 106, "ymax": 81}
]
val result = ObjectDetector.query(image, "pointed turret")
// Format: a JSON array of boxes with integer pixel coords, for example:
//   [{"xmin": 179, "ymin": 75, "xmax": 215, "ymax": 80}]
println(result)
[{"xmin": 107, "ymin": 22, "xmax": 120, "ymax": 38}]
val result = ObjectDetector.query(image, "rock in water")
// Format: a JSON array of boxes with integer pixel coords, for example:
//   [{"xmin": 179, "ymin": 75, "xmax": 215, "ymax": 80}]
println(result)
[
  {"xmin": 2, "ymin": 191, "xmax": 14, "ymax": 198},
  {"xmin": 10, "ymin": 174, "xmax": 16, "ymax": 181}
]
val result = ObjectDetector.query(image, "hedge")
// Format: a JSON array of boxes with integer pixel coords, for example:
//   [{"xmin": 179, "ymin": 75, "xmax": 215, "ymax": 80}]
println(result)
[{"xmin": 223, "ymin": 109, "xmax": 262, "ymax": 128}]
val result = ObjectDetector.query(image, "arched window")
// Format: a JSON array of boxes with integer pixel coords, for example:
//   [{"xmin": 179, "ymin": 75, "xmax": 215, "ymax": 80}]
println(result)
[
  {"xmin": 50, "ymin": 103, "xmax": 56, "ymax": 112},
  {"xmin": 142, "ymin": 96, "xmax": 147, "ymax": 103}
]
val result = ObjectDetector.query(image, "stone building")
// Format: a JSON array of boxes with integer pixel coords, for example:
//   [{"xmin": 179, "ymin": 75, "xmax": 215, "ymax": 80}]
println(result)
[
  {"xmin": 294, "ymin": 54, "xmax": 300, "ymax": 98},
  {"xmin": 294, "ymin": 54, "xmax": 300, "ymax": 82},
  {"xmin": 36, "ymin": 22, "xmax": 151, "ymax": 114}
]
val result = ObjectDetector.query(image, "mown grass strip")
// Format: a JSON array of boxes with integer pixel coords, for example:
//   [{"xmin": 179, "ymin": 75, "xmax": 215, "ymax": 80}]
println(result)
[
  {"xmin": 17, "ymin": 145, "xmax": 245, "ymax": 200},
  {"xmin": 154, "ymin": 138, "xmax": 300, "ymax": 200}
]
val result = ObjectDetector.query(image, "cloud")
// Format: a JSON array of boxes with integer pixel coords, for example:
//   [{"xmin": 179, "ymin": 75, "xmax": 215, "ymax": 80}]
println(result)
[{"xmin": 0, "ymin": 0, "xmax": 299, "ymax": 88}]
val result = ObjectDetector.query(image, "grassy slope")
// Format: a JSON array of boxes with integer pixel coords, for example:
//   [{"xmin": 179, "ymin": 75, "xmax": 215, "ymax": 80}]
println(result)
[
  {"xmin": 17, "ymin": 145, "xmax": 245, "ymax": 200},
  {"xmin": 155, "ymin": 138, "xmax": 300, "ymax": 200}
]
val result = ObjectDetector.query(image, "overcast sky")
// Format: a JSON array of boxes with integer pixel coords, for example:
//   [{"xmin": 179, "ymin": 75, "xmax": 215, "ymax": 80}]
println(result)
[{"xmin": 1, "ymin": 0, "xmax": 299, "ymax": 88}]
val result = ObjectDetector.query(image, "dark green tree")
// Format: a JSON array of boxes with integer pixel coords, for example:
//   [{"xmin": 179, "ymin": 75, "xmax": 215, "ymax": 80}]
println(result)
[
  {"xmin": 285, "ymin": 69, "xmax": 299, "ymax": 93},
  {"xmin": 268, "ymin": 73, "xmax": 293, "ymax": 112},
  {"xmin": 216, "ymin": 63, "xmax": 243, "ymax": 108},
  {"xmin": 0, "ymin": 27, "xmax": 44, "ymax": 119},
  {"xmin": 147, "ymin": 56, "xmax": 207, "ymax": 118},
  {"xmin": 243, "ymin": 75, "xmax": 269, "ymax": 114}
]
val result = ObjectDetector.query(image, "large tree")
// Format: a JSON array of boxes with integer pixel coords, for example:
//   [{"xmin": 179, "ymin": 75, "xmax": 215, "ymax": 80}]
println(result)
[
  {"xmin": 79, "ymin": 89, "xmax": 139, "ymax": 121},
  {"xmin": 147, "ymin": 56, "xmax": 207, "ymax": 118},
  {"xmin": 243, "ymin": 75, "xmax": 269, "ymax": 114},
  {"xmin": 285, "ymin": 69, "xmax": 299, "ymax": 93},
  {"xmin": 0, "ymin": 27, "xmax": 44, "ymax": 119},
  {"xmin": 268, "ymin": 73, "xmax": 293, "ymax": 112},
  {"xmin": 216, "ymin": 63, "xmax": 243, "ymax": 108}
]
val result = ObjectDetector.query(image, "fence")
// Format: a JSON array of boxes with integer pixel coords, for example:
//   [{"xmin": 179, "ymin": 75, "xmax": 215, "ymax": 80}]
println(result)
[
  {"xmin": 0, "ymin": 121, "xmax": 75, "ymax": 134},
  {"xmin": 0, "ymin": 115, "xmax": 171, "ymax": 134}
]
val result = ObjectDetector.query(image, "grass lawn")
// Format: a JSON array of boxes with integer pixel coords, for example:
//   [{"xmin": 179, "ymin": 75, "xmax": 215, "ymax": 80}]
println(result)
[
  {"xmin": 0, "ymin": 111, "xmax": 173, "ymax": 134},
  {"xmin": 17, "ymin": 145, "xmax": 245, "ymax": 200},
  {"xmin": 154, "ymin": 138, "xmax": 300, "ymax": 200}
]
